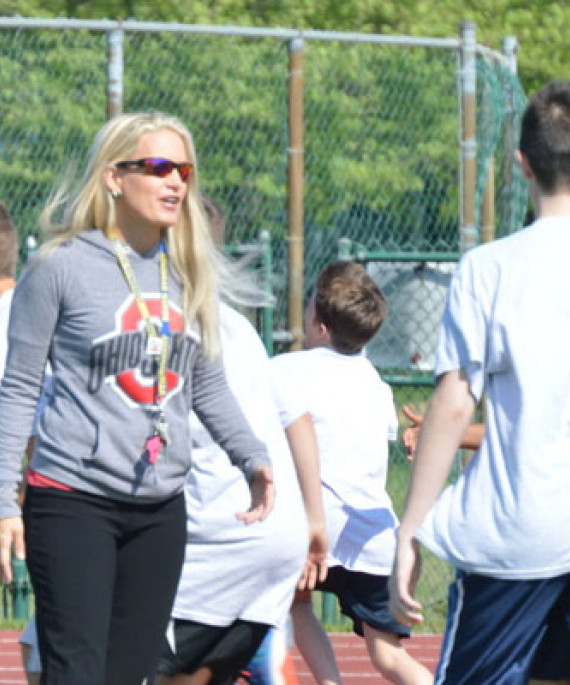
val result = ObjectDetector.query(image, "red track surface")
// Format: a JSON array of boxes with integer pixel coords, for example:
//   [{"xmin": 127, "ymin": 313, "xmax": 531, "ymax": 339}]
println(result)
[
  {"xmin": 293, "ymin": 634, "xmax": 441, "ymax": 684},
  {"xmin": 0, "ymin": 631, "xmax": 442, "ymax": 684}
]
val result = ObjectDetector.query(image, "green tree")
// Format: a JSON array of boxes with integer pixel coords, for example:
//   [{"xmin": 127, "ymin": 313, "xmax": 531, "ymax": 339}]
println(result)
[{"xmin": 0, "ymin": 0, "xmax": 565, "ymax": 93}]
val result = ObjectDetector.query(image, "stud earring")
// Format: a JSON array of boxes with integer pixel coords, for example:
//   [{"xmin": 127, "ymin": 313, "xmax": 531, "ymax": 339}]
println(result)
[{"xmin": 111, "ymin": 189, "xmax": 122, "ymax": 199}]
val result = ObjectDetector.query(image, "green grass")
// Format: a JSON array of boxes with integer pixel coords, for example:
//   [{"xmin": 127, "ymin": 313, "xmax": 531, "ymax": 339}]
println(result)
[{"xmin": 0, "ymin": 618, "xmax": 27, "ymax": 630}]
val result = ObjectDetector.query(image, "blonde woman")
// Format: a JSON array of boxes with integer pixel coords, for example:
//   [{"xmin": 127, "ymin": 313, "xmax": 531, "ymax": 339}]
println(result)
[{"xmin": 0, "ymin": 112, "xmax": 273, "ymax": 685}]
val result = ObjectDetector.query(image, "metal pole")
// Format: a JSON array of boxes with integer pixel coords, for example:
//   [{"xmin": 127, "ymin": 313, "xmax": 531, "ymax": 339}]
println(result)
[
  {"xmin": 502, "ymin": 36, "xmax": 518, "ymax": 75},
  {"xmin": 481, "ymin": 157, "xmax": 495, "ymax": 243},
  {"xmin": 480, "ymin": 157, "xmax": 494, "ymax": 439},
  {"xmin": 10, "ymin": 556, "xmax": 30, "ymax": 620},
  {"xmin": 337, "ymin": 237, "xmax": 352, "ymax": 260},
  {"xmin": 459, "ymin": 22, "xmax": 478, "ymax": 253},
  {"xmin": 288, "ymin": 38, "xmax": 304, "ymax": 351},
  {"xmin": 501, "ymin": 36, "xmax": 519, "ymax": 236},
  {"xmin": 106, "ymin": 27, "xmax": 124, "ymax": 119},
  {"xmin": 259, "ymin": 230, "xmax": 274, "ymax": 356}
]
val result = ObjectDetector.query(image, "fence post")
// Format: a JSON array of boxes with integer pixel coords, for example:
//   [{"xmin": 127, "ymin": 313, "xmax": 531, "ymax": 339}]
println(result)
[
  {"xmin": 321, "ymin": 592, "xmax": 337, "ymax": 625},
  {"xmin": 10, "ymin": 557, "xmax": 30, "ymax": 620},
  {"xmin": 259, "ymin": 230, "xmax": 274, "ymax": 356},
  {"xmin": 481, "ymin": 157, "xmax": 495, "ymax": 243},
  {"xmin": 337, "ymin": 237, "xmax": 352, "ymax": 260},
  {"xmin": 288, "ymin": 37, "xmax": 304, "ymax": 351},
  {"xmin": 500, "ymin": 36, "xmax": 519, "ymax": 236},
  {"xmin": 459, "ymin": 21, "xmax": 478, "ymax": 253},
  {"xmin": 502, "ymin": 36, "xmax": 518, "ymax": 75},
  {"xmin": 107, "ymin": 26, "xmax": 124, "ymax": 119}
]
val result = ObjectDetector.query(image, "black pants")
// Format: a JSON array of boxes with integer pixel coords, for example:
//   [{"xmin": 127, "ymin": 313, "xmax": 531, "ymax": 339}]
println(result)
[{"xmin": 23, "ymin": 486, "xmax": 186, "ymax": 685}]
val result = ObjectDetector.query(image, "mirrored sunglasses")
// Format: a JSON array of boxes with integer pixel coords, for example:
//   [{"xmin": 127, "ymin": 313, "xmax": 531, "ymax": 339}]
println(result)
[{"xmin": 115, "ymin": 157, "xmax": 194, "ymax": 183}]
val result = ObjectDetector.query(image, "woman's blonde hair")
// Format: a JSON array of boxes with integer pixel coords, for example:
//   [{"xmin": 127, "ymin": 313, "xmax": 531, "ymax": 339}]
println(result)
[{"xmin": 40, "ymin": 112, "xmax": 221, "ymax": 358}]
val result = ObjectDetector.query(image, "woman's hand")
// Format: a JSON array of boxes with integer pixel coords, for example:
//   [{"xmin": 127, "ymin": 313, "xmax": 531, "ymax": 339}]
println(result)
[{"xmin": 0, "ymin": 516, "xmax": 25, "ymax": 584}]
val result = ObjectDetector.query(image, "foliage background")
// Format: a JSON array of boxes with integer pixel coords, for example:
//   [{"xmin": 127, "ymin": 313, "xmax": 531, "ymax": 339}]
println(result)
[
  {"xmin": 0, "ymin": 0, "xmax": 565, "ymax": 95},
  {"xmin": 0, "ymin": 1, "xmax": 530, "ymax": 633}
]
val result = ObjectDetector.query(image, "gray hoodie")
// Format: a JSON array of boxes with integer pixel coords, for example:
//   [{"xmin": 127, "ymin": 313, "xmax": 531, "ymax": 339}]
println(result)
[{"xmin": 0, "ymin": 229, "xmax": 269, "ymax": 518}]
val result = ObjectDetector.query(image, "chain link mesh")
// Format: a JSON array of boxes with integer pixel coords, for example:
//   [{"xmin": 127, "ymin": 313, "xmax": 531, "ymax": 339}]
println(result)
[{"xmin": 0, "ymin": 23, "xmax": 528, "ymax": 632}]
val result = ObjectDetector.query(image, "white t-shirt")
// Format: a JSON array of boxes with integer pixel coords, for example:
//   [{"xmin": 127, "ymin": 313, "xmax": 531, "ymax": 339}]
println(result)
[
  {"xmin": 172, "ymin": 304, "xmax": 308, "ymax": 628},
  {"xmin": 0, "ymin": 288, "xmax": 14, "ymax": 380},
  {"xmin": 418, "ymin": 216, "xmax": 570, "ymax": 580},
  {"xmin": 271, "ymin": 347, "xmax": 399, "ymax": 575}
]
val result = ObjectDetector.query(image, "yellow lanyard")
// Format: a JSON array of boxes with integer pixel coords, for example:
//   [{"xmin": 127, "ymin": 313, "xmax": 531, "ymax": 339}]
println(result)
[{"xmin": 109, "ymin": 230, "xmax": 170, "ymax": 404}]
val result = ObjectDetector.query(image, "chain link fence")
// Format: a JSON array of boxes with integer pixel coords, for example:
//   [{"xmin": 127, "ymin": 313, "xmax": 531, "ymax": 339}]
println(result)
[{"xmin": 0, "ymin": 18, "xmax": 527, "ymax": 633}]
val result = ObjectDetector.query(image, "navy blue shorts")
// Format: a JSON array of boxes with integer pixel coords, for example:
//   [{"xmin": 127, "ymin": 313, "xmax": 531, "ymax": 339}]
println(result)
[
  {"xmin": 435, "ymin": 570, "xmax": 570, "ymax": 684},
  {"xmin": 316, "ymin": 565, "xmax": 411, "ymax": 638}
]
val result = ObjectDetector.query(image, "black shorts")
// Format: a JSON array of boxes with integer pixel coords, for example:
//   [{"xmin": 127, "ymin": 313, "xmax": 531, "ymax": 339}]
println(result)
[
  {"xmin": 316, "ymin": 565, "xmax": 411, "ymax": 638},
  {"xmin": 157, "ymin": 618, "xmax": 271, "ymax": 685}
]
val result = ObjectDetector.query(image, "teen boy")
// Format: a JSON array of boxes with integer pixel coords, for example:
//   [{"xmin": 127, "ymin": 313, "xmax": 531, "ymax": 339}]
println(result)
[{"xmin": 390, "ymin": 80, "xmax": 570, "ymax": 685}]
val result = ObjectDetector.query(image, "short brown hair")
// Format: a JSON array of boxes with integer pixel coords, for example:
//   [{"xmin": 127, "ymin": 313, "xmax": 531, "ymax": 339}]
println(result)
[
  {"xmin": 0, "ymin": 203, "xmax": 17, "ymax": 279},
  {"xmin": 520, "ymin": 80, "xmax": 570, "ymax": 194},
  {"xmin": 314, "ymin": 260, "xmax": 387, "ymax": 355}
]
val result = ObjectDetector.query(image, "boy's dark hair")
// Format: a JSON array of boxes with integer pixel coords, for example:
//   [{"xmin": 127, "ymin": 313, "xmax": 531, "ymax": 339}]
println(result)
[
  {"xmin": 0, "ymin": 202, "xmax": 17, "ymax": 279},
  {"xmin": 314, "ymin": 260, "xmax": 387, "ymax": 355},
  {"xmin": 519, "ymin": 80, "xmax": 570, "ymax": 194}
]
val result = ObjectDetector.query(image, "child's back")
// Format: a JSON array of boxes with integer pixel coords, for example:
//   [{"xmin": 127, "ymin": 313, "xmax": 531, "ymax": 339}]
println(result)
[{"xmin": 272, "ymin": 346, "xmax": 398, "ymax": 573}]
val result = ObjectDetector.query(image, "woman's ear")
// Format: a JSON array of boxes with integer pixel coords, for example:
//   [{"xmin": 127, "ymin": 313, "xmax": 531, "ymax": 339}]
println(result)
[{"xmin": 104, "ymin": 164, "xmax": 122, "ymax": 197}]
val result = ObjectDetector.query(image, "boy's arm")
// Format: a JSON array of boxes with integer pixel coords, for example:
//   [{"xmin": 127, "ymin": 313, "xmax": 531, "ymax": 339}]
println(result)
[
  {"xmin": 402, "ymin": 404, "xmax": 485, "ymax": 459},
  {"xmin": 284, "ymin": 412, "xmax": 328, "ymax": 590},
  {"xmin": 389, "ymin": 369, "xmax": 475, "ymax": 626}
]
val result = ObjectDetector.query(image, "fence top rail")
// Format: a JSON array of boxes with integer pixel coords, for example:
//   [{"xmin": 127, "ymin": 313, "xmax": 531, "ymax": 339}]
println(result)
[
  {"xmin": 0, "ymin": 15, "xmax": 508, "ymax": 62},
  {"xmin": 476, "ymin": 43, "xmax": 511, "ymax": 67}
]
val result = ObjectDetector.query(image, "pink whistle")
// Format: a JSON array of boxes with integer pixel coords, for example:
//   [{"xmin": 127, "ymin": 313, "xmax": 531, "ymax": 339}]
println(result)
[{"xmin": 146, "ymin": 435, "xmax": 162, "ymax": 464}]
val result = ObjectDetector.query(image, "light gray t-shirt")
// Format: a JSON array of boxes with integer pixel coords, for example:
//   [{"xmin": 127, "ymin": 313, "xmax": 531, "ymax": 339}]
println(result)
[{"xmin": 418, "ymin": 216, "xmax": 570, "ymax": 579}]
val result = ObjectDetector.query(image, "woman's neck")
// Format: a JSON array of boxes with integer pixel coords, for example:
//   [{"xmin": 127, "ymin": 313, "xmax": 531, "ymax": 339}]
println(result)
[{"xmin": 113, "ymin": 225, "xmax": 163, "ymax": 256}]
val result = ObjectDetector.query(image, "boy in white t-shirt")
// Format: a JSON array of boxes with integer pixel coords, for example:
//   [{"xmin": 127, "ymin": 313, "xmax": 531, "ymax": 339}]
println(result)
[
  {"xmin": 390, "ymin": 80, "xmax": 570, "ymax": 685},
  {"xmin": 272, "ymin": 261, "xmax": 432, "ymax": 685},
  {"xmin": 154, "ymin": 197, "xmax": 327, "ymax": 685}
]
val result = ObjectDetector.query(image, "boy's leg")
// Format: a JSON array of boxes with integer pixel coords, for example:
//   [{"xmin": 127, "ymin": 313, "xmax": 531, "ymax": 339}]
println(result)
[
  {"xmin": 362, "ymin": 623, "xmax": 432, "ymax": 685},
  {"xmin": 290, "ymin": 590, "xmax": 342, "ymax": 685},
  {"xmin": 435, "ymin": 571, "xmax": 570, "ymax": 685},
  {"xmin": 527, "ymin": 575, "xmax": 570, "ymax": 685},
  {"xmin": 315, "ymin": 566, "xmax": 431, "ymax": 685}
]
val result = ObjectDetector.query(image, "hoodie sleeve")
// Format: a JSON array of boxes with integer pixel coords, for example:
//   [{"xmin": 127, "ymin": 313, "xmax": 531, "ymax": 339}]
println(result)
[
  {"xmin": 190, "ymin": 344, "xmax": 270, "ymax": 483},
  {"xmin": 0, "ymin": 257, "xmax": 61, "ymax": 518}
]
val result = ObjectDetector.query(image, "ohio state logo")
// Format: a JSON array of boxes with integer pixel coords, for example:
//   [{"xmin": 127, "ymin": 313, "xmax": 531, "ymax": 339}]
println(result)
[{"xmin": 88, "ymin": 294, "xmax": 197, "ymax": 407}]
